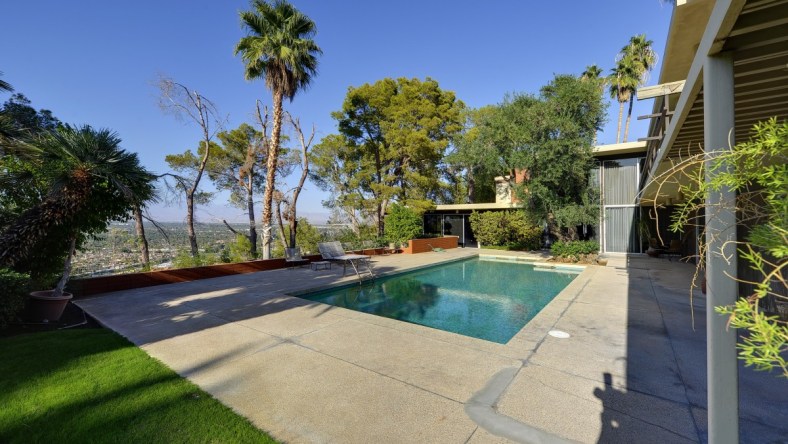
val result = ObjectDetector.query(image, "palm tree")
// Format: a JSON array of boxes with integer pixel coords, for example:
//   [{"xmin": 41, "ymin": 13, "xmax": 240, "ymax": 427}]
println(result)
[
  {"xmin": 581, "ymin": 65, "xmax": 606, "ymax": 145},
  {"xmin": 581, "ymin": 64, "xmax": 603, "ymax": 81},
  {"xmin": 0, "ymin": 125, "xmax": 155, "ymax": 296},
  {"xmin": 620, "ymin": 34, "xmax": 656, "ymax": 142},
  {"xmin": 234, "ymin": 0, "xmax": 321, "ymax": 259},
  {"xmin": 609, "ymin": 56, "xmax": 639, "ymax": 144}
]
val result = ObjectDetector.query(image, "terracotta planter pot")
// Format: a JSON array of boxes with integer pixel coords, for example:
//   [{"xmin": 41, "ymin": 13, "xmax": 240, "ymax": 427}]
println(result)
[{"xmin": 27, "ymin": 290, "xmax": 73, "ymax": 322}]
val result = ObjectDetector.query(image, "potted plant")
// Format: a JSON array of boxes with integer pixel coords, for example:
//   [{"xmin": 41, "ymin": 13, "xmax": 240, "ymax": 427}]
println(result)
[{"xmin": 0, "ymin": 125, "xmax": 155, "ymax": 322}]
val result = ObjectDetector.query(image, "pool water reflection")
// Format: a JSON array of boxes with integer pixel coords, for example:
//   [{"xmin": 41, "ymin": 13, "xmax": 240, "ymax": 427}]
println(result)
[{"xmin": 300, "ymin": 258, "xmax": 579, "ymax": 343}]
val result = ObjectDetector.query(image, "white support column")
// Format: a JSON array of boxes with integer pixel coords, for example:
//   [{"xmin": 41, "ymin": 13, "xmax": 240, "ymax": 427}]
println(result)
[{"xmin": 703, "ymin": 51, "xmax": 739, "ymax": 444}]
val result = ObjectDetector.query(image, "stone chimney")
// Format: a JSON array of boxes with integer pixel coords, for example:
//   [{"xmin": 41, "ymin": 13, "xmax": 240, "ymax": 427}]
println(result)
[{"xmin": 494, "ymin": 170, "xmax": 527, "ymax": 204}]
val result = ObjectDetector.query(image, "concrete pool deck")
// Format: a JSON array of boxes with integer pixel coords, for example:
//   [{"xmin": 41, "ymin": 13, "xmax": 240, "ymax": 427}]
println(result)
[{"xmin": 76, "ymin": 250, "xmax": 788, "ymax": 443}]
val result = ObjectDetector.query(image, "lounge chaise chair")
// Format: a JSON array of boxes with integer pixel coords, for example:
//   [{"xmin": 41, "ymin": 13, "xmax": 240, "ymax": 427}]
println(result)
[{"xmin": 318, "ymin": 241, "xmax": 374, "ymax": 278}]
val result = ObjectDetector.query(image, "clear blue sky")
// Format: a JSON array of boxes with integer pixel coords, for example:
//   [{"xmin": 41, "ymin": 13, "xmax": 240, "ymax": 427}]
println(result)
[{"xmin": 2, "ymin": 0, "xmax": 674, "ymax": 223}]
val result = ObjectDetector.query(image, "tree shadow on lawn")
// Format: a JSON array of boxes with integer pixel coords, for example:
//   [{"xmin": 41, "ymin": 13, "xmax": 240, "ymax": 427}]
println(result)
[{"xmin": 0, "ymin": 329, "xmax": 273, "ymax": 443}]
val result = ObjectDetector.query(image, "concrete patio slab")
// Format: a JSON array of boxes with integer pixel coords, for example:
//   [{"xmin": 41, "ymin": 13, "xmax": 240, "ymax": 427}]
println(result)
[
  {"xmin": 188, "ymin": 342, "xmax": 478, "ymax": 443},
  {"xmin": 297, "ymin": 317, "xmax": 522, "ymax": 402},
  {"xmin": 75, "ymin": 251, "xmax": 788, "ymax": 443},
  {"xmin": 497, "ymin": 364, "xmax": 697, "ymax": 443}
]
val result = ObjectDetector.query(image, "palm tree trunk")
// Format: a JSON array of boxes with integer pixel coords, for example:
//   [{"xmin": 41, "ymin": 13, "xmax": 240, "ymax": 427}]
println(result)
[
  {"xmin": 53, "ymin": 235, "xmax": 77, "ymax": 298},
  {"xmin": 623, "ymin": 96, "xmax": 634, "ymax": 143},
  {"xmin": 133, "ymin": 205, "xmax": 150, "ymax": 269},
  {"xmin": 261, "ymin": 89, "xmax": 284, "ymax": 259},
  {"xmin": 616, "ymin": 101, "xmax": 624, "ymax": 144},
  {"xmin": 246, "ymin": 176, "xmax": 257, "ymax": 258}
]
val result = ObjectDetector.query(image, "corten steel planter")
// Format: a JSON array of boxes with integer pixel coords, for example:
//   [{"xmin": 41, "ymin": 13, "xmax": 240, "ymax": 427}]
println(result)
[{"xmin": 27, "ymin": 290, "xmax": 73, "ymax": 322}]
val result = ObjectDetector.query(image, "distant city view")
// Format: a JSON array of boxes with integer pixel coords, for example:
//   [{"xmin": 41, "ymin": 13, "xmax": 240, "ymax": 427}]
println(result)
[{"xmin": 72, "ymin": 221, "xmax": 348, "ymax": 277}]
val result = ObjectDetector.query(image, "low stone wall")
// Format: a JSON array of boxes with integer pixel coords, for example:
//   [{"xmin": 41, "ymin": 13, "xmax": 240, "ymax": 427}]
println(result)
[
  {"xmin": 68, "ymin": 254, "xmax": 323, "ymax": 298},
  {"xmin": 401, "ymin": 236, "xmax": 459, "ymax": 254}
]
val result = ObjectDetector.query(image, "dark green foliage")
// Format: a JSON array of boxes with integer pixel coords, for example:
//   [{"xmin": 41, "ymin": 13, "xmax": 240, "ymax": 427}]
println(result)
[
  {"xmin": 273, "ymin": 217, "xmax": 323, "ymax": 257},
  {"xmin": 312, "ymin": 77, "xmax": 465, "ymax": 235},
  {"xmin": 0, "ymin": 329, "xmax": 277, "ymax": 443},
  {"xmin": 469, "ymin": 210, "xmax": 542, "ymax": 250},
  {"xmin": 172, "ymin": 251, "xmax": 219, "ymax": 268},
  {"xmin": 445, "ymin": 107, "xmax": 501, "ymax": 203},
  {"xmin": 550, "ymin": 240, "xmax": 599, "ymax": 261},
  {"xmin": 0, "ymin": 93, "xmax": 60, "ymax": 137},
  {"xmin": 0, "ymin": 268, "xmax": 28, "ymax": 329},
  {"xmin": 449, "ymin": 75, "xmax": 605, "ymax": 238},
  {"xmin": 384, "ymin": 204, "xmax": 423, "ymax": 245},
  {"xmin": 509, "ymin": 76, "xmax": 605, "ymax": 226},
  {"xmin": 0, "ymin": 125, "xmax": 155, "ymax": 286},
  {"xmin": 0, "ymin": 94, "xmax": 61, "ymax": 230}
]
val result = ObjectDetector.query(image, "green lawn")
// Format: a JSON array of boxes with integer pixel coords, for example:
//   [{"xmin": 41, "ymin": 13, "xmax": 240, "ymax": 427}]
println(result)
[{"xmin": 0, "ymin": 329, "xmax": 277, "ymax": 443}]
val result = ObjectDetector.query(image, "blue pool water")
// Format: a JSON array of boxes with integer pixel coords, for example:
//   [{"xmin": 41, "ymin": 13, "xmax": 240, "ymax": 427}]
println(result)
[{"xmin": 300, "ymin": 257, "xmax": 580, "ymax": 343}]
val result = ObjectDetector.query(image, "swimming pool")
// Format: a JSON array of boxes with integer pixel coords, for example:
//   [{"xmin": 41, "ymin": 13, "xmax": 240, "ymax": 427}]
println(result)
[{"xmin": 299, "ymin": 257, "xmax": 580, "ymax": 343}]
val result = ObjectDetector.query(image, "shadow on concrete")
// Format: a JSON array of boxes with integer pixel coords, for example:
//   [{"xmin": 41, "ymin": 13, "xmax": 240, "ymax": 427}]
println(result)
[
  {"xmin": 595, "ymin": 255, "xmax": 788, "ymax": 443},
  {"xmin": 75, "ymin": 260, "xmax": 432, "ymax": 346}
]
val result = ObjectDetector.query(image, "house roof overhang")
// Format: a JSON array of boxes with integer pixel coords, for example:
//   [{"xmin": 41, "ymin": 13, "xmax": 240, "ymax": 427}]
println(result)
[
  {"xmin": 640, "ymin": 0, "xmax": 788, "ymax": 204},
  {"xmin": 432, "ymin": 203, "xmax": 523, "ymax": 212}
]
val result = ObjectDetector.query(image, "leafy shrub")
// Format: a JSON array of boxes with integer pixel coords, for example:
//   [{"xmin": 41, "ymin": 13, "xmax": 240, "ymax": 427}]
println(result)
[
  {"xmin": 468, "ymin": 210, "xmax": 542, "ymax": 250},
  {"xmin": 384, "ymin": 204, "xmax": 423, "ymax": 245},
  {"xmin": 551, "ymin": 240, "xmax": 599, "ymax": 261},
  {"xmin": 172, "ymin": 251, "xmax": 218, "ymax": 269},
  {"xmin": 0, "ymin": 268, "xmax": 29, "ymax": 329},
  {"xmin": 272, "ymin": 218, "xmax": 324, "ymax": 257},
  {"xmin": 228, "ymin": 234, "xmax": 254, "ymax": 262}
]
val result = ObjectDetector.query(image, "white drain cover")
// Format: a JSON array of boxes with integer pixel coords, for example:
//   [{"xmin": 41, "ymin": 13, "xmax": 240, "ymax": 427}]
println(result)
[{"xmin": 548, "ymin": 330, "xmax": 570, "ymax": 339}]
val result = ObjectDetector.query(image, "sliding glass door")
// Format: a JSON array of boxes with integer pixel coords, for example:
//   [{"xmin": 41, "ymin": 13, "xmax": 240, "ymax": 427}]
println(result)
[{"xmin": 602, "ymin": 158, "xmax": 641, "ymax": 253}]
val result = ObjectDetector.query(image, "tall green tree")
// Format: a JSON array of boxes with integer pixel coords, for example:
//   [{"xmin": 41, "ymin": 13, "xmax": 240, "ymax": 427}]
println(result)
[
  {"xmin": 206, "ymin": 123, "xmax": 266, "ymax": 257},
  {"xmin": 0, "ymin": 125, "xmax": 155, "ymax": 294},
  {"xmin": 620, "ymin": 34, "xmax": 656, "ymax": 142},
  {"xmin": 0, "ymin": 93, "xmax": 60, "ymax": 150},
  {"xmin": 309, "ymin": 134, "xmax": 365, "ymax": 233},
  {"xmin": 580, "ymin": 64, "xmax": 607, "ymax": 145},
  {"xmin": 445, "ymin": 106, "xmax": 501, "ymax": 203},
  {"xmin": 164, "ymin": 143, "xmax": 216, "ymax": 256},
  {"xmin": 472, "ymin": 75, "xmax": 605, "ymax": 239},
  {"xmin": 0, "ymin": 95, "xmax": 62, "ymax": 232},
  {"xmin": 235, "ymin": 0, "xmax": 322, "ymax": 259},
  {"xmin": 515, "ymin": 75, "xmax": 605, "ymax": 229},
  {"xmin": 313, "ymin": 77, "xmax": 464, "ymax": 236}
]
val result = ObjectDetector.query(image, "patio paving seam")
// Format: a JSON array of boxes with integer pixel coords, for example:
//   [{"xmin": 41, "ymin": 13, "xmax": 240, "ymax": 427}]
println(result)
[
  {"xmin": 463, "ymin": 426, "xmax": 480, "ymax": 444},
  {"xmin": 646, "ymin": 269, "xmax": 705, "ymax": 443}
]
